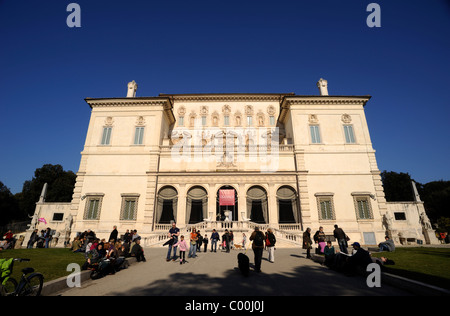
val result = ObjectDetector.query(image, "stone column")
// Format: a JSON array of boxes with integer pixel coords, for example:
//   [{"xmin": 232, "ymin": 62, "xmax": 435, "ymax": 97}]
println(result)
[{"xmin": 177, "ymin": 184, "xmax": 187, "ymax": 226}]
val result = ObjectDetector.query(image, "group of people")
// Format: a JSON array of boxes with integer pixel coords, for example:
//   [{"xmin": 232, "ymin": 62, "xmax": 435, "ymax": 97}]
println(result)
[
  {"xmin": 164, "ymin": 222, "xmax": 277, "ymax": 271},
  {"xmin": 26, "ymin": 228, "xmax": 53, "ymax": 249},
  {"xmin": 68, "ymin": 226, "xmax": 146, "ymax": 276},
  {"xmin": 302, "ymin": 224, "xmax": 396, "ymax": 276},
  {"xmin": 302, "ymin": 225, "xmax": 351, "ymax": 259}
]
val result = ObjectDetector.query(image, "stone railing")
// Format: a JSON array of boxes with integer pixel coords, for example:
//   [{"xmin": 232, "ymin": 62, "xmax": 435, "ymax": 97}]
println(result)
[{"xmin": 146, "ymin": 221, "xmax": 302, "ymax": 247}]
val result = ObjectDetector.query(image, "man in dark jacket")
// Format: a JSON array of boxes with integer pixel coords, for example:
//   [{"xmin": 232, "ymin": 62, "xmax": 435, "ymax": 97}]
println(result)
[
  {"xmin": 210, "ymin": 229, "xmax": 220, "ymax": 252},
  {"xmin": 109, "ymin": 226, "xmax": 118, "ymax": 243},
  {"xmin": 346, "ymin": 242, "xmax": 372, "ymax": 275},
  {"xmin": 333, "ymin": 225, "xmax": 348, "ymax": 254},
  {"xmin": 250, "ymin": 227, "xmax": 265, "ymax": 272}
]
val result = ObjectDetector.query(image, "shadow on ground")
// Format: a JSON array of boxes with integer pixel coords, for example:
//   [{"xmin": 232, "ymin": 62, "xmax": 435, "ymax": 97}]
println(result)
[{"xmin": 108, "ymin": 255, "xmax": 408, "ymax": 296}]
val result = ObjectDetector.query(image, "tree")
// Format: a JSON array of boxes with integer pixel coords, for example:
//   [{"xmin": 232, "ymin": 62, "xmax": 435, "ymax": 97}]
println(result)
[
  {"xmin": 0, "ymin": 181, "xmax": 20, "ymax": 226},
  {"xmin": 417, "ymin": 180, "xmax": 450, "ymax": 224},
  {"xmin": 380, "ymin": 171, "xmax": 415, "ymax": 202},
  {"xmin": 19, "ymin": 164, "xmax": 76, "ymax": 218}
]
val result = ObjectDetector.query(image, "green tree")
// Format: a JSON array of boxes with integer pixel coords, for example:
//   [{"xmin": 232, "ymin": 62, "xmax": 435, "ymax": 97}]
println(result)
[
  {"xmin": 19, "ymin": 164, "xmax": 76, "ymax": 218},
  {"xmin": 0, "ymin": 181, "xmax": 20, "ymax": 226},
  {"xmin": 380, "ymin": 171, "xmax": 416, "ymax": 202},
  {"xmin": 417, "ymin": 180, "xmax": 450, "ymax": 223}
]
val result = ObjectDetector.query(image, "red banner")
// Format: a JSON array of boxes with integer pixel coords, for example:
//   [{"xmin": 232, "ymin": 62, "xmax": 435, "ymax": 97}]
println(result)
[{"xmin": 219, "ymin": 189, "xmax": 235, "ymax": 206}]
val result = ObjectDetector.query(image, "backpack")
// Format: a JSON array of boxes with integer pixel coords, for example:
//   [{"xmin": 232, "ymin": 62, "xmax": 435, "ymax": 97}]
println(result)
[{"xmin": 253, "ymin": 232, "xmax": 264, "ymax": 247}]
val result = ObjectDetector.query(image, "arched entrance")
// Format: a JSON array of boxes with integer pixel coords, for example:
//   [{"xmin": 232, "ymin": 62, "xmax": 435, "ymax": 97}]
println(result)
[
  {"xmin": 276, "ymin": 186, "xmax": 298, "ymax": 223},
  {"xmin": 156, "ymin": 186, "xmax": 178, "ymax": 224},
  {"xmin": 186, "ymin": 186, "xmax": 208, "ymax": 224},
  {"xmin": 216, "ymin": 185, "xmax": 238, "ymax": 221},
  {"xmin": 247, "ymin": 186, "xmax": 268, "ymax": 224}
]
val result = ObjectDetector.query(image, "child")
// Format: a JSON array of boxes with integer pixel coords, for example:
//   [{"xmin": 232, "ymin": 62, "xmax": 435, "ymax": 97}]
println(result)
[
  {"xmin": 173, "ymin": 235, "xmax": 188, "ymax": 264},
  {"xmin": 203, "ymin": 234, "xmax": 209, "ymax": 253}
]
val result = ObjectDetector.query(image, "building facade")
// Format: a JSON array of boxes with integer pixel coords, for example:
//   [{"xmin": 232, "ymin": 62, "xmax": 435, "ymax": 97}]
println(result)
[{"xmin": 26, "ymin": 79, "xmax": 439, "ymax": 247}]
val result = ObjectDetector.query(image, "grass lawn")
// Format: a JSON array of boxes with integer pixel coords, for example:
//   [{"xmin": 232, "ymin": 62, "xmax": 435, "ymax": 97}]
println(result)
[
  {"xmin": 371, "ymin": 247, "xmax": 450, "ymax": 290},
  {"xmin": 0, "ymin": 248, "xmax": 86, "ymax": 284}
]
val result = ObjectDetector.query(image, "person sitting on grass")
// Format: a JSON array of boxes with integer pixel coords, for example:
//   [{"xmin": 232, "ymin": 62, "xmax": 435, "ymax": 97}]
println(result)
[{"xmin": 378, "ymin": 236, "xmax": 395, "ymax": 252}]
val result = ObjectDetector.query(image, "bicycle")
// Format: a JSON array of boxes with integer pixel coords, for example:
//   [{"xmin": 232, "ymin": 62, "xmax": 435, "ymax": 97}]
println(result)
[{"xmin": 0, "ymin": 258, "xmax": 44, "ymax": 296}]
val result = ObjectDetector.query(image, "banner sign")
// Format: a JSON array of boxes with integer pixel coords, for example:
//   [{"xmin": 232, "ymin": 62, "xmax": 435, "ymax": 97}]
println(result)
[{"xmin": 219, "ymin": 189, "xmax": 235, "ymax": 206}]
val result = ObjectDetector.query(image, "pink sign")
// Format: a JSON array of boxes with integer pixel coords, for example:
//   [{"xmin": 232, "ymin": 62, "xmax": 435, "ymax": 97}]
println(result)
[{"xmin": 219, "ymin": 189, "xmax": 235, "ymax": 206}]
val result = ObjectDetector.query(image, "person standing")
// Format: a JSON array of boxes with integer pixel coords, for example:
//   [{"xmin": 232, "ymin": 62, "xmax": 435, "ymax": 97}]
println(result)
[
  {"xmin": 44, "ymin": 227, "xmax": 52, "ymax": 248},
  {"xmin": 223, "ymin": 230, "xmax": 231, "ymax": 253},
  {"xmin": 109, "ymin": 226, "xmax": 118, "ymax": 244},
  {"xmin": 167, "ymin": 222, "xmax": 180, "ymax": 262},
  {"xmin": 173, "ymin": 235, "xmax": 188, "ymax": 264},
  {"xmin": 27, "ymin": 229, "xmax": 38, "ymax": 249},
  {"xmin": 266, "ymin": 228, "xmax": 276, "ymax": 263},
  {"xmin": 210, "ymin": 229, "xmax": 219, "ymax": 252},
  {"xmin": 250, "ymin": 227, "xmax": 265, "ymax": 272},
  {"xmin": 202, "ymin": 234, "xmax": 208, "ymax": 253},
  {"xmin": 313, "ymin": 226, "xmax": 327, "ymax": 253},
  {"xmin": 302, "ymin": 227, "xmax": 312, "ymax": 259},
  {"xmin": 333, "ymin": 224, "xmax": 348, "ymax": 254},
  {"xmin": 188, "ymin": 228, "xmax": 198, "ymax": 258}
]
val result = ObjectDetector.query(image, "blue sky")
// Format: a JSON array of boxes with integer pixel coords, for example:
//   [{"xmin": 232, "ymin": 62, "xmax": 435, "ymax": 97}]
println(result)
[{"xmin": 0, "ymin": 0, "xmax": 449, "ymax": 194}]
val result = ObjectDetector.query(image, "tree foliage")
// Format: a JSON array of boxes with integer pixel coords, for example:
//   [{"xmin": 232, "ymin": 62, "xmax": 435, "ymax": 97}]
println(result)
[
  {"xmin": 381, "ymin": 170, "xmax": 450, "ymax": 226},
  {"xmin": 0, "ymin": 164, "xmax": 76, "ymax": 225},
  {"xmin": 0, "ymin": 181, "xmax": 20, "ymax": 226}
]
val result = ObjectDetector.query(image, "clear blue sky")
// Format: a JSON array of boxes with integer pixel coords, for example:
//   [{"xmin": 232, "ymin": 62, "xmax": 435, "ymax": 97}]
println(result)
[{"xmin": 1, "ymin": 0, "xmax": 449, "ymax": 194}]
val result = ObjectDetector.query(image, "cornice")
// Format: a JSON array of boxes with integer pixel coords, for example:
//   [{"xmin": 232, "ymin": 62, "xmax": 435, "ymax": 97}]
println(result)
[
  {"xmin": 85, "ymin": 97, "xmax": 172, "ymax": 109},
  {"xmin": 278, "ymin": 95, "xmax": 371, "ymax": 124},
  {"xmin": 159, "ymin": 93, "xmax": 293, "ymax": 103}
]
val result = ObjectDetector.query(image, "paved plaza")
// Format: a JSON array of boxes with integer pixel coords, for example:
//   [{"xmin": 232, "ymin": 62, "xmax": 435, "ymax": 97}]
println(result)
[{"xmin": 58, "ymin": 247, "xmax": 410, "ymax": 296}]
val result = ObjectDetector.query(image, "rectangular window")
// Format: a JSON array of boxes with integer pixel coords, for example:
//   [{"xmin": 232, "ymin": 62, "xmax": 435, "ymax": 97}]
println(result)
[
  {"xmin": 344, "ymin": 125, "xmax": 356, "ymax": 143},
  {"xmin": 178, "ymin": 116, "xmax": 184, "ymax": 126},
  {"xmin": 224, "ymin": 115, "xmax": 229, "ymax": 126},
  {"xmin": 269, "ymin": 116, "xmax": 275, "ymax": 126},
  {"xmin": 134, "ymin": 127, "xmax": 145, "ymax": 145},
  {"xmin": 52, "ymin": 213, "xmax": 64, "ymax": 221},
  {"xmin": 120, "ymin": 195, "xmax": 139, "ymax": 221},
  {"xmin": 247, "ymin": 116, "xmax": 253, "ymax": 126},
  {"xmin": 202, "ymin": 116, "xmax": 207, "ymax": 126},
  {"xmin": 101, "ymin": 127, "xmax": 112, "ymax": 145},
  {"xmin": 310, "ymin": 125, "xmax": 321, "ymax": 144},
  {"xmin": 316, "ymin": 195, "xmax": 335, "ymax": 220},
  {"xmin": 354, "ymin": 197, "xmax": 372, "ymax": 220},
  {"xmin": 394, "ymin": 212, "xmax": 407, "ymax": 220},
  {"xmin": 84, "ymin": 197, "xmax": 102, "ymax": 220}
]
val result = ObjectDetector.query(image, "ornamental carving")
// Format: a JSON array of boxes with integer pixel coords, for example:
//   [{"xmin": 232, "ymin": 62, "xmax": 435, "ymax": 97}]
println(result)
[
  {"xmin": 222, "ymin": 104, "xmax": 231, "ymax": 114},
  {"xmin": 104, "ymin": 117, "xmax": 114, "ymax": 126},
  {"xmin": 267, "ymin": 105, "xmax": 276, "ymax": 116},
  {"xmin": 136, "ymin": 116, "xmax": 146, "ymax": 126},
  {"xmin": 177, "ymin": 106, "xmax": 186, "ymax": 116},
  {"xmin": 200, "ymin": 106, "xmax": 208, "ymax": 115},
  {"xmin": 245, "ymin": 105, "xmax": 254, "ymax": 115},
  {"xmin": 256, "ymin": 111, "xmax": 265, "ymax": 127},
  {"xmin": 211, "ymin": 111, "xmax": 219, "ymax": 127},
  {"xmin": 234, "ymin": 111, "xmax": 242, "ymax": 126},
  {"xmin": 308, "ymin": 114, "xmax": 319, "ymax": 124},
  {"xmin": 189, "ymin": 111, "xmax": 197, "ymax": 127},
  {"xmin": 341, "ymin": 114, "xmax": 352, "ymax": 124}
]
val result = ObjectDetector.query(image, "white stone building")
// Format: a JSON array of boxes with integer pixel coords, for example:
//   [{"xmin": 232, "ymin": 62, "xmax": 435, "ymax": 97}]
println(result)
[{"xmin": 26, "ymin": 79, "xmax": 439, "ymax": 247}]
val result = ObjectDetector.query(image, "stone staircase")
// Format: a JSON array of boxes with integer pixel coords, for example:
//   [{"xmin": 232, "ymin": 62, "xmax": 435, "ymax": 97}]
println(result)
[{"xmin": 142, "ymin": 221, "xmax": 303, "ymax": 248}]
